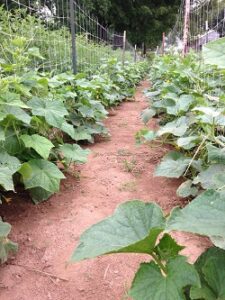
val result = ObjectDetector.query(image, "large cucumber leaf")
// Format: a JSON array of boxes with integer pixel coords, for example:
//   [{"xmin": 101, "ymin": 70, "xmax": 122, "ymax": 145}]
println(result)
[
  {"xmin": 59, "ymin": 144, "xmax": 90, "ymax": 164},
  {"xmin": 28, "ymin": 97, "xmax": 68, "ymax": 128},
  {"xmin": 157, "ymin": 116, "xmax": 189, "ymax": 137},
  {"xmin": 167, "ymin": 190, "xmax": 225, "ymax": 248},
  {"xmin": 71, "ymin": 201, "xmax": 165, "ymax": 262},
  {"xmin": 19, "ymin": 159, "xmax": 65, "ymax": 193},
  {"xmin": 154, "ymin": 151, "xmax": 191, "ymax": 178},
  {"xmin": 191, "ymin": 247, "xmax": 225, "ymax": 299},
  {"xmin": 193, "ymin": 164, "xmax": 225, "ymax": 190},
  {"xmin": 129, "ymin": 256, "xmax": 200, "ymax": 300},
  {"xmin": 21, "ymin": 134, "xmax": 54, "ymax": 160},
  {"xmin": 207, "ymin": 144, "xmax": 225, "ymax": 164}
]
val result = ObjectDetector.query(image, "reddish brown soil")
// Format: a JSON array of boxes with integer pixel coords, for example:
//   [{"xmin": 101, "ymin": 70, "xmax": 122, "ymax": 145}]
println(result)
[{"xmin": 0, "ymin": 81, "xmax": 210, "ymax": 300}]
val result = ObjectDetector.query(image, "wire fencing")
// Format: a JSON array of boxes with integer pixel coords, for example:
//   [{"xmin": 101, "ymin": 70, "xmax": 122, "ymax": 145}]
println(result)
[
  {"xmin": 161, "ymin": 0, "xmax": 225, "ymax": 54},
  {"xmin": 0, "ymin": 0, "xmax": 139, "ymax": 74}
]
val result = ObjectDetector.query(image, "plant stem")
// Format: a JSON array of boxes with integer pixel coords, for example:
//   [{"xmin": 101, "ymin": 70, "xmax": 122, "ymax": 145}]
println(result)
[{"xmin": 151, "ymin": 252, "xmax": 167, "ymax": 275}]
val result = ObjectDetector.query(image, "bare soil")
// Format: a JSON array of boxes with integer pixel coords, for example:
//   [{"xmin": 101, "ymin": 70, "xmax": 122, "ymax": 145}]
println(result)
[{"xmin": 0, "ymin": 81, "xmax": 210, "ymax": 300}]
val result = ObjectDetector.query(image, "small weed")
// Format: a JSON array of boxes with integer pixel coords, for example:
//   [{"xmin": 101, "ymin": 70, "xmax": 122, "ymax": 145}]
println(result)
[
  {"xmin": 118, "ymin": 181, "xmax": 137, "ymax": 192},
  {"xmin": 117, "ymin": 149, "xmax": 133, "ymax": 157},
  {"xmin": 123, "ymin": 159, "xmax": 137, "ymax": 173}
]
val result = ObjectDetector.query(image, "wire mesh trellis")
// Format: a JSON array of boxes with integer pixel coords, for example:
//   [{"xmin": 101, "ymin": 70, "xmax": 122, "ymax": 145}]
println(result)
[
  {"xmin": 0, "ymin": 0, "xmax": 138, "ymax": 74},
  {"xmin": 163, "ymin": 0, "xmax": 225, "ymax": 54}
]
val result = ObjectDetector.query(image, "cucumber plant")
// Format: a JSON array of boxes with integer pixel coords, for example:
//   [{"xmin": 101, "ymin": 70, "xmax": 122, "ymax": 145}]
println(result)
[{"xmin": 71, "ymin": 190, "xmax": 225, "ymax": 300}]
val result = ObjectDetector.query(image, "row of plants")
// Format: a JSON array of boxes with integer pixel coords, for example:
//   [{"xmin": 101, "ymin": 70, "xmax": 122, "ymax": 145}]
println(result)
[
  {"xmin": 0, "ymin": 27, "xmax": 148, "ymax": 262},
  {"xmin": 0, "ymin": 7, "xmax": 133, "ymax": 73},
  {"xmin": 71, "ymin": 39, "xmax": 225, "ymax": 299}
]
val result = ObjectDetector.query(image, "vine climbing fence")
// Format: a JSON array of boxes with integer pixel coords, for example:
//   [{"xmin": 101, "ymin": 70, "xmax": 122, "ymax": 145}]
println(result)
[{"xmin": 0, "ymin": 0, "xmax": 139, "ymax": 74}]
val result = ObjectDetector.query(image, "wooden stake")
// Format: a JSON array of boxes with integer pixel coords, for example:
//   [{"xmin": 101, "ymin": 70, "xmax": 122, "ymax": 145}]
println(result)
[
  {"xmin": 162, "ymin": 32, "xmax": 165, "ymax": 55},
  {"xmin": 183, "ymin": 0, "xmax": 191, "ymax": 56}
]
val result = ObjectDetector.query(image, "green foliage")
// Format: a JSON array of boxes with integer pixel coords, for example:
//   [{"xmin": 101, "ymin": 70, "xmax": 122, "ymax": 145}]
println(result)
[
  {"xmin": 139, "ymin": 52, "xmax": 225, "ymax": 198},
  {"xmin": 71, "ymin": 196, "xmax": 225, "ymax": 299},
  {"xmin": 80, "ymin": 0, "xmax": 180, "ymax": 48},
  {"xmin": 0, "ymin": 219, "xmax": 18, "ymax": 263},
  {"xmin": 0, "ymin": 9, "xmax": 148, "ymax": 263}
]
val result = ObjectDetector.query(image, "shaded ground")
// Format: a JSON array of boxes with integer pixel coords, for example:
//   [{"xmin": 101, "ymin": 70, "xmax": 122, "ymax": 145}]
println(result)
[{"xmin": 0, "ymin": 81, "xmax": 210, "ymax": 300}]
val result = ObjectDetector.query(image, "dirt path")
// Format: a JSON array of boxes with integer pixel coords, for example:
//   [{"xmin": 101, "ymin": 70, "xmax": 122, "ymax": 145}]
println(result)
[{"xmin": 0, "ymin": 81, "xmax": 209, "ymax": 300}]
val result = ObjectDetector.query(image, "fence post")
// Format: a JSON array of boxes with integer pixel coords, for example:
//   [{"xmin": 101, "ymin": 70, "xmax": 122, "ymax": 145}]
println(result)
[
  {"xmin": 162, "ymin": 32, "xmax": 165, "ymax": 55},
  {"xmin": 134, "ymin": 44, "xmax": 137, "ymax": 63},
  {"xmin": 70, "ymin": 0, "xmax": 77, "ymax": 74},
  {"xmin": 183, "ymin": 0, "xmax": 191, "ymax": 56},
  {"xmin": 122, "ymin": 30, "xmax": 126, "ymax": 66}
]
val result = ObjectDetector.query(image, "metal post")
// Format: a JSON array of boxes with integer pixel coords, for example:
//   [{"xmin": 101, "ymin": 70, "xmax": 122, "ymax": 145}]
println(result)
[
  {"xmin": 122, "ymin": 30, "xmax": 126, "ymax": 66},
  {"xmin": 70, "ymin": 0, "xmax": 77, "ymax": 74},
  {"xmin": 183, "ymin": 0, "xmax": 191, "ymax": 56},
  {"xmin": 134, "ymin": 44, "xmax": 137, "ymax": 63}
]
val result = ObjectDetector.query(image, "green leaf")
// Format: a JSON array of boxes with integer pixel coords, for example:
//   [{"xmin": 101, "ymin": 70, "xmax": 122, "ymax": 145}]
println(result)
[
  {"xmin": 203, "ymin": 37, "xmax": 225, "ymax": 68},
  {"xmin": 29, "ymin": 187, "xmax": 53, "ymax": 204},
  {"xmin": 0, "ymin": 219, "xmax": 18, "ymax": 263},
  {"xmin": 3, "ymin": 130, "xmax": 24, "ymax": 155},
  {"xmin": 19, "ymin": 159, "xmax": 65, "ymax": 193},
  {"xmin": 193, "ymin": 164, "xmax": 225, "ymax": 190},
  {"xmin": 129, "ymin": 256, "xmax": 200, "ymax": 300},
  {"xmin": 21, "ymin": 134, "xmax": 54, "ymax": 160},
  {"xmin": 71, "ymin": 201, "xmax": 165, "ymax": 262},
  {"xmin": 73, "ymin": 127, "xmax": 93, "ymax": 142},
  {"xmin": 3, "ymin": 106, "xmax": 31, "ymax": 124},
  {"xmin": 0, "ymin": 127, "xmax": 5, "ymax": 141},
  {"xmin": 28, "ymin": 97, "xmax": 68, "ymax": 128},
  {"xmin": 155, "ymin": 234, "xmax": 184, "ymax": 261},
  {"xmin": 167, "ymin": 190, "xmax": 225, "ymax": 248},
  {"xmin": 158, "ymin": 116, "xmax": 189, "ymax": 137},
  {"xmin": 167, "ymin": 94, "xmax": 194, "ymax": 115},
  {"xmin": 0, "ymin": 151, "xmax": 21, "ymax": 191},
  {"xmin": 154, "ymin": 151, "xmax": 191, "ymax": 178},
  {"xmin": 191, "ymin": 247, "xmax": 225, "ymax": 299},
  {"xmin": 59, "ymin": 144, "xmax": 90, "ymax": 164},
  {"xmin": 207, "ymin": 144, "xmax": 225, "ymax": 164},
  {"xmin": 0, "ymin": 92, "xmax": 29, "ymax": 108},
  {"xmin": 177, "ymin": 180, "xmax": 198, "ymax": 198},
  {"xmin": 141, "ymin": 108, "xmax": 156, "ymax": 124},
  {"xmin": 177, "ymin": 136, "xmax": 199, "ymax": 150}
]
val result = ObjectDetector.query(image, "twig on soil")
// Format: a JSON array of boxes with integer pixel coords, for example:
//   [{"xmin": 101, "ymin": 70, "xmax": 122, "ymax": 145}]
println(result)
[
  {"xmin": 103, "ymin": 264, "xmax": 110, "ymax": 280},
  {"xmin": 9, "ymin": 263, "xmax": 69, "ymax": 282}
]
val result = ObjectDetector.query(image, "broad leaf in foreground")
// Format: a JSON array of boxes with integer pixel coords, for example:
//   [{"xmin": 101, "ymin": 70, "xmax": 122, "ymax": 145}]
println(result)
[
  {"xmin": 71, "ymin": 201, "xmax": 165, "ymax": 262},
  {"xmin": 19, "ymin": 159, "xmax": 65, "ymax": 193},
  {"xmin": 59, "ymin": 144, "xmax": 90, "ymax": 164},
  {"xmin": 129, "ymin": 256, "xmax": 200, "ymax": 300},
  {"xmin": 167, "ymin": 190, "xmax": 225, "ymax": 248},
  {"xmin": 21, "ymin": 134, "xmax": 54, "ymax": 160},
  {"xmin": 154, "ymin": 151, "xmax": 191, "ymax": 178}
]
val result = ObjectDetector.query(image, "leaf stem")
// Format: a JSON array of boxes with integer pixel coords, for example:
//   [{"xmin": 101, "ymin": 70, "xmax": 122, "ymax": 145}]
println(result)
[{"xmin": 151, "ymin": 252, "xmax": 167, "ymax": 275}]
